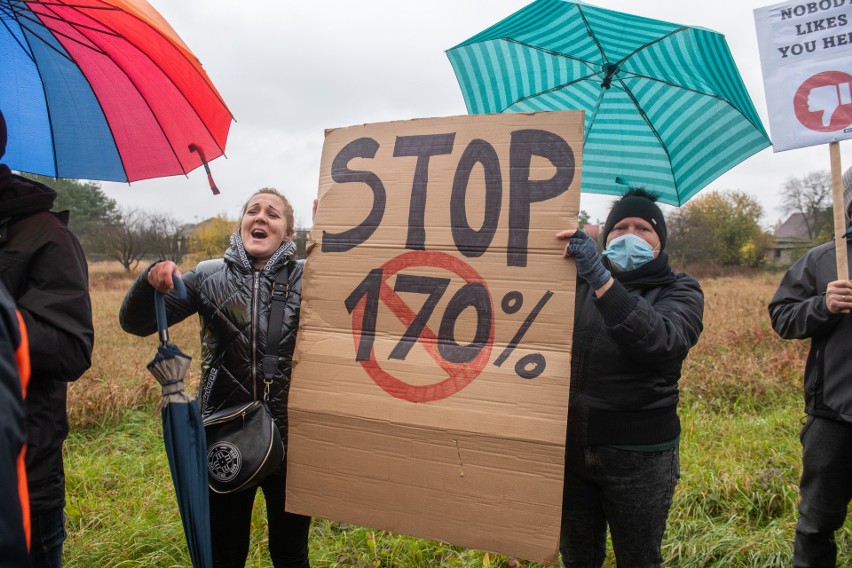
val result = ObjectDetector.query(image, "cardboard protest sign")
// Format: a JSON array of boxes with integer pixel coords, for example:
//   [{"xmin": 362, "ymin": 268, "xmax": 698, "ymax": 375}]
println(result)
[
  {"xmin": 287, "ymin": 111, "xmax": 581, "ymax": 565},
  {"xmin": 755, "ymin": 0, "xmax": 852, "ymax": 151}
]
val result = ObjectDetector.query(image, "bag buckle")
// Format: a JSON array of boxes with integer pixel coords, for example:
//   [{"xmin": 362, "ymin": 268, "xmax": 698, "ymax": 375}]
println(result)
[{"xmin": 271, "ymin": 281, "xmax": 288, "ymax": 301}]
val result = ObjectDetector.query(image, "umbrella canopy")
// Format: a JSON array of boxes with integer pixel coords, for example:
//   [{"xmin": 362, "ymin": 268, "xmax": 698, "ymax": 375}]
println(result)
[
  {"xmin": 446, "ymin": 0, "xmax": 770, "ymax": 206},
  {"xmin": 147, "ymin": 278, "xmax": 212, "ymax": 568},
  {"xmin": 0, "ymin": 0, "xmax": 232, "ymax": 186}
]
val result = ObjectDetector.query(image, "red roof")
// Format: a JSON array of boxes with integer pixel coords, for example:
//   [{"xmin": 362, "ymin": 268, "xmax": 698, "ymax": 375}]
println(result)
[{"xmin": 584, "ymin": 224, "xmax": 601, "ymax": 238}]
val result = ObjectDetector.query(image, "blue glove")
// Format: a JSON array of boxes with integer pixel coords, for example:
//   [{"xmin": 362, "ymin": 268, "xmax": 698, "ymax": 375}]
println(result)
[{"xmin": 567, "ymin": 230, "xmax": 611, "ymax": 289}]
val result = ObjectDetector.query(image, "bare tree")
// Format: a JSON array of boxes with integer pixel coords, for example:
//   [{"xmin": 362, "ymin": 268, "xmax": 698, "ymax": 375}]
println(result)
[
  {"xmin": 780, "ymin": 170, "xmax": 832, "ymax": 240},
  {"xmin": 96, "ymin": 207, "xmax": 156, "ymax": 272},
  {"xmin": 147, "ymin": 212, "xmax": 188, "ymax": 263}
]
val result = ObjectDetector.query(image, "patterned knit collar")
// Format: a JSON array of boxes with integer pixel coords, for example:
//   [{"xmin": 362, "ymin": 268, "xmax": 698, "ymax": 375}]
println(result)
[{"xmin": 229, "ymin": 232, "xmax": 296, "ymax": 272}]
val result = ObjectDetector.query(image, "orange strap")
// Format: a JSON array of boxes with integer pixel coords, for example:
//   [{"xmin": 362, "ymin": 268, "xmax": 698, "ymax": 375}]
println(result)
[{"xmin": 15, "ymin": 311, "xmax": 30, "ymax": 551}]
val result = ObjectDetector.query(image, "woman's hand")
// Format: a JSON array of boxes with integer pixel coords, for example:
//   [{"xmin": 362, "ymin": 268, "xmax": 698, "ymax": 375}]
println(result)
[
  {"xmin": 147, "ymin": 261, "xmax": 182, "ymax": 294},
  {"xmin": 557, "ymin": 229, "xmax": 613, "ymax": 293}
]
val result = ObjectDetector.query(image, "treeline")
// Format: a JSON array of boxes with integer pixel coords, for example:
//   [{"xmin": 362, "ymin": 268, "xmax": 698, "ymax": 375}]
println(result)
[
  {"xmin": 26, "ymin": 169, "xmax": 832, "ymax": 272},
  {"xmin": 22, "ymin": 174, "xmax": 308, "ymax": 271},
  {"xmin": 581, "ymin": 170, "xmax": 834, "ymax": 269}
]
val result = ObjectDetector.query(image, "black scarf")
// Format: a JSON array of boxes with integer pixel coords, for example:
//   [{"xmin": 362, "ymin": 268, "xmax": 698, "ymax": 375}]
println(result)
[{"xmin": 607, "ymin": 251, "xmax": 677, "ymax": 289}]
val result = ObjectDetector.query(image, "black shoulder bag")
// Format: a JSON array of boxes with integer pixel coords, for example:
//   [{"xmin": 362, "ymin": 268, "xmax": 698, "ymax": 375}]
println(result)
[{"xmin": 203, "ymin": 264, "xmax": 290, "ymax": 493}]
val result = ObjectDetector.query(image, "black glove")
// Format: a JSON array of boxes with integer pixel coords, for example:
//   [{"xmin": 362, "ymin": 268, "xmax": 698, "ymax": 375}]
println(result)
[{"xmin": 567, "ymin": 230, "xmax": 611, "ymax": 289}]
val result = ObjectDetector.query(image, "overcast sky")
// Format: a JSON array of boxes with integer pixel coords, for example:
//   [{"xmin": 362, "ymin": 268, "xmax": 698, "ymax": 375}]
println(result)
[{"xmin": 98, "ymin": 0, "xmax": 852, "ymax": 229}]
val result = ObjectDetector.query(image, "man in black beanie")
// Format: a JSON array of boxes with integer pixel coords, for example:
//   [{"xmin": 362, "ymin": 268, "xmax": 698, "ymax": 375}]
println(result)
[
  {"xmin": 555, "ymin": 187, "xmax": 704, "ymax": 568},
  {"xmin": 0, "ymin": 109, "xmax": 94, "ymax": 567}
]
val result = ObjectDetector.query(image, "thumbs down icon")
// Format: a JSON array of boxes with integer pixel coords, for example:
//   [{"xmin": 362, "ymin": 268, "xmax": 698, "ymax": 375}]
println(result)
[{"xmin": 808, "ymin": 82, "xmax": 852, "ymax": 127}]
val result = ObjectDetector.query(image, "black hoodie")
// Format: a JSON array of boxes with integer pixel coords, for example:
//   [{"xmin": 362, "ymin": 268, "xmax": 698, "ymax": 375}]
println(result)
[{"xmin": 0, "ymin": 164, "xmax": 94, "ymax": 514}]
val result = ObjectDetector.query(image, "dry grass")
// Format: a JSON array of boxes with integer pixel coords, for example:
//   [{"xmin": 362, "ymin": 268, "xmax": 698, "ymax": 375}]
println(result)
[
  {"xmin": 680, "ymin": 271, "xmax": 808, "ymax": 409},
  {"xmin": 68, "ymin": 261, "xmax": 203, "ymax": 428}
]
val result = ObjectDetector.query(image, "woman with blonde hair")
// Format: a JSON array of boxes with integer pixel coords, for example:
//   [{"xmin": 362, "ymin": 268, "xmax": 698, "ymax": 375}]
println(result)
[{"xmin": 120, "ymin": 187, "xmax": 311, "ymax": 567}]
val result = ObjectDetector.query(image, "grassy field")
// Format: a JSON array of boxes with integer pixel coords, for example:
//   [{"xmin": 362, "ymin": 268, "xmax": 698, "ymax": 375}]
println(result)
[{"xmin": 61, "ymin": 264, "xmax": 846, "ymax": 567}]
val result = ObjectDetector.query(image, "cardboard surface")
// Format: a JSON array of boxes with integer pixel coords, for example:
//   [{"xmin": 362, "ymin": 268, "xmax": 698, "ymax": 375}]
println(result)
[{"xmin": 287, "ymin": 111, "xmax": 582, "ymax": 565}]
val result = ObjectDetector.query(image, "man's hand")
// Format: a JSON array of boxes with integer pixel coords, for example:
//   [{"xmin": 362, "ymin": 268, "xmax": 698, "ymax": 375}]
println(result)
[{"xmin": 826, "ymin": 279, "xmax": 852, "ymax": 314}]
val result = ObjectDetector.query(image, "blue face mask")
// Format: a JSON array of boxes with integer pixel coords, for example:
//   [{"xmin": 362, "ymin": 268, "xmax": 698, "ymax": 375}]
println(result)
[{"xmin": 602, "ymin": 233, "xmax": 657, "ymax": 271}]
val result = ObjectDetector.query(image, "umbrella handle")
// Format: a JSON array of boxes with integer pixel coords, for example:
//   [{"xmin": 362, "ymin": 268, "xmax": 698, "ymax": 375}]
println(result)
[{"xmin": 155, "ymin": 274, "xmax": 187, "ymax": 345}]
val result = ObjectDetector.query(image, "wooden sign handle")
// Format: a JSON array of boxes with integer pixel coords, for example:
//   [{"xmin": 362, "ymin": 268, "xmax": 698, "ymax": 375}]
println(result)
[{"xmin": 830, "ymin": 141, "xmax": 848, "ymax": 282}]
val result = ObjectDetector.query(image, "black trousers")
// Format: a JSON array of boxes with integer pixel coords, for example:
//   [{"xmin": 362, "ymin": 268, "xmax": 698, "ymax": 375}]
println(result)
[
  {"xmin": 209, "ymin": 465, "xmax": 311, "ymax": 568},
  {"xmin": 794, "ymin": 416, "xmax": 852, "ymax": 568},
  {"xmin": 560, "ymin": 443, "xmax": 679, "ymax": 568}
]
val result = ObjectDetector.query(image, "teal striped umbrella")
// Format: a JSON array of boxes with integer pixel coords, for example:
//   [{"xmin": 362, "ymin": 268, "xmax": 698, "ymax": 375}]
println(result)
[{"xmin": 446, "ymin": 0, "xmax": 770, "ymax": 206}]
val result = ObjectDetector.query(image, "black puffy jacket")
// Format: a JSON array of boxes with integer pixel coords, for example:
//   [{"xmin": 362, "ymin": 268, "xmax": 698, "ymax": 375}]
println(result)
[{"xmin": 119, "ymin": 238, "xmax": 303, "ymax": 444}]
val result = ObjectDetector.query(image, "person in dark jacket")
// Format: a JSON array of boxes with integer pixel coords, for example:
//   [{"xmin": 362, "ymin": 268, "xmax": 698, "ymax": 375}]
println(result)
[
  {"xmin": 119, "ymin": 187, "xmax": 310, "ymax": 568},
  {"xmin": 556, "ymin": 188, "xmax": 704, "ymax": 568},
  {"xmin": 0, "ymin": 109, "xmax": 94, "ymax": 568},
  {"xmin": 768, "ymin": 169, "xmax": 852, "ymax": 568},
  {"xmin": 0, "ymin": 281, "xmax": 29, "ymax": 567}
]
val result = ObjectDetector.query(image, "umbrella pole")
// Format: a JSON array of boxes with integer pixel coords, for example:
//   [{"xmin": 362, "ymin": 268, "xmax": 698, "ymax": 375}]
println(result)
[{"xmin": 830, "ymin": 141, "xmax": 848, "ymax": 282}]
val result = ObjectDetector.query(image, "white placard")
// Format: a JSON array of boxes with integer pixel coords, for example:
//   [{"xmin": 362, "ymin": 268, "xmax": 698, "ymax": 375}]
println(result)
[{"xmin": 755, "ymin": 0, "xmax": 852, "ymax": 151}]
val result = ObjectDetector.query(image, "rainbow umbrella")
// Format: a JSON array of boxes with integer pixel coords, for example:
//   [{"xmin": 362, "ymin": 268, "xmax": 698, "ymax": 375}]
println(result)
[{"xmin": 0, "ymin": 0, "xmax": 232, "ymax": 191}]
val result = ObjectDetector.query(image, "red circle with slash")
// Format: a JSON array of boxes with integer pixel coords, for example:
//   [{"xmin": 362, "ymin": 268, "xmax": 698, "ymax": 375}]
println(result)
[{"xmin": 349, "ymin": 250, "xmax": 494, "ymax": 403}]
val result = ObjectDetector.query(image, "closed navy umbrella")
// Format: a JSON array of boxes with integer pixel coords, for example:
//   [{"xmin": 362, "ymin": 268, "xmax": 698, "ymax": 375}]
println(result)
[{"xmin": 147, "ymin": 277, "xmax": 212, "ymax": 568}]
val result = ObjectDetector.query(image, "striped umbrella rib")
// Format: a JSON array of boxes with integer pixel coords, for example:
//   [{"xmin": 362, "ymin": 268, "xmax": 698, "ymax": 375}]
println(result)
[
  {"xmin": 582, "ymin": 5, "xmax": 682, "ymax": 63},
  {"xmin": 496, "ymin": 41, "xmax": 521, "ymax": 112},
  {"xmin": 520, "ymin": 7, "xmax": 589, "ymax": 54},
  {"xmin": 574, "ymin": 4, "xmax": 607, "ymax": 67},
  {"xmin": 454, "ymin": 0, "xmax": 568, "ymax": 47},
  {"xmin": 448, "ymin": 51, "xmax": 484, "ymax": 114},
  {"xmin": 481, "ymin": 40, "xmax": 512, "ymax": 112},
  {"xmin": 513, "ymin": 73, "xmax": 602, "ymax": 111},
  {"xmin": 673, "ymin": 114, "xmax": 767, "ymax": 190},
  {"xmin": 622, "ymin": 82, "xmax": 762, "ymax": 202},
  {"xmin": 613, "ymin": 26, "xmax": 690, "ymax": 68},
  {"xmin": 622, "ymin": 71, "xmax": 764, "ymax": 137},
  {"xmin": 607, "ymin": 80, "xmax": 675, "ymax": 186},
  {"xmin": 696, "ymin": 34, "xmax": 766, "ymax": 133},
  {"xmin": 450, "ymin": 38, "xmax": 600, "ymax": 113},
  {"xmin": 448, "ymin": 0, "xmax": 771, "ymax": 205}
]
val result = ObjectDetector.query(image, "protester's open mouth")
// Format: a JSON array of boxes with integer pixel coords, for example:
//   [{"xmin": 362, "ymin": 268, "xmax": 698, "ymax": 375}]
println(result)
[{"xmin": 251, "ymin": 229, "xmax": 267, "ymax": 239}]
